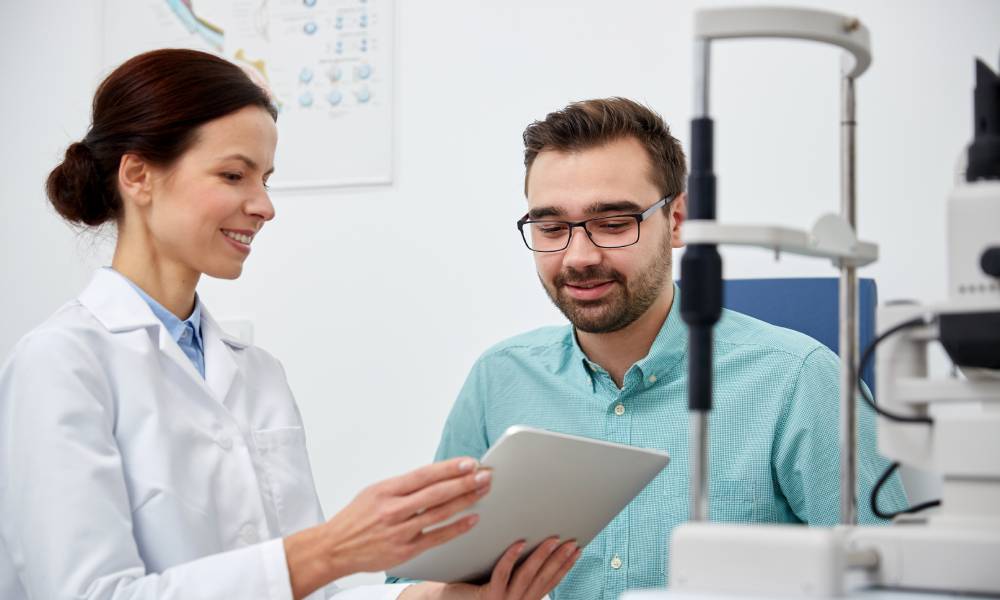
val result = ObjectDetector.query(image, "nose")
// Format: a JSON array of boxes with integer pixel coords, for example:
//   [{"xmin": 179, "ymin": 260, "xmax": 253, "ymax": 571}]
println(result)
[
  {"xmin": 246, "ymin": 186, "xmax": 276, "ymax": 223},
  {"xmin": 561, "ymin": 226, "xmax": 602, "ymax": 271}
]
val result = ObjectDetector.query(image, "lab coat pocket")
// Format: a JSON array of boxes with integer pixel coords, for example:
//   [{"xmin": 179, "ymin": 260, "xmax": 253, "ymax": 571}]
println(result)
[
  {"xmin": 253, "ymin": 426, "xmax": 324, "ymax": 535},
  {"xmin": 131, "ymin": 489, "xmax": 217, "ymax": 571}
]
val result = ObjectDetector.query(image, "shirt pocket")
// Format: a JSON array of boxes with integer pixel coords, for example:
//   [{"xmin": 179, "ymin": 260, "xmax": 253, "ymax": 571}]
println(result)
[
  {"xmin": 252, "ymin": 426, "xmax": 324, "ymax": 535},
  {"xmin": 708, "ymin": 479, "xmax": 765, "ymax": 523}
]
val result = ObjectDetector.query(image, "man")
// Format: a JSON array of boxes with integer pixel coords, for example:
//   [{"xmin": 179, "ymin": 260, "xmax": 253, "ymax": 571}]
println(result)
[{"xmin": 429, "ymin": 98, "xmax": 907, "ymax": 599}]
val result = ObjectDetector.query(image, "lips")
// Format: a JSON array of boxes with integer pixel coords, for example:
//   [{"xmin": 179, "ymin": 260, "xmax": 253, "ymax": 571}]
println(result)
[
  {"xmin": 221, "ymin": 229, "xmax": 255, "ymax": 245},
  {"xmin": 566, "ymin": 280, "xmax": 612, "ymax": 289},
  {"xmin": 221, "ymin": 228, "xmax": 257, "ymax": 255},
  {"xmin": 563, "ymin": 280, "xmax": 616, "ymax": 300}
]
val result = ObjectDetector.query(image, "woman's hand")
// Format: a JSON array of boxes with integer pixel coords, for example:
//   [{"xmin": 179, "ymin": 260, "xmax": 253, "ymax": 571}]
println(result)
[
  {"xmin": 285, "ymin": 457, "xmax": 491, "ymax": 599},
  {"xmin": 404, "ymin": 537, "xmax": 581, "ymax": 600}
]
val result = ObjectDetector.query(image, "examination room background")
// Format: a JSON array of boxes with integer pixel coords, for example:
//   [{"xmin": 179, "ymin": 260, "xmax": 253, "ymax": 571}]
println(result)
[{"xmin": 2, "ymin": 0, "xmax": 998, "ymax": 587}]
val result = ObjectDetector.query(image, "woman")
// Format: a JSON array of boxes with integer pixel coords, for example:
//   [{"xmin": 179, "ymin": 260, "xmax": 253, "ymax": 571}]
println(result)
[{"xmin": 0, "ymin": 49, "xmax": 578, "ymax": 599}]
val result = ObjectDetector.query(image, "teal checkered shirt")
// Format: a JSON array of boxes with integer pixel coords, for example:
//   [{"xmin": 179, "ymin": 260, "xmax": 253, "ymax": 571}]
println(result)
[{"xmin": 418, "ymin": 290, "xmax": 906, "ymax": 599}]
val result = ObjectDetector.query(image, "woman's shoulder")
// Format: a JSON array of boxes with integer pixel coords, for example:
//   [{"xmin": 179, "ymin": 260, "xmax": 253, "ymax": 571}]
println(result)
[
  {"xmin": 0, "ymin": 301, "xmax": 114, "ymax": 415},
  {"xmin": 4, "ymin": 299, "xmax": 109, "ymax": 368}
]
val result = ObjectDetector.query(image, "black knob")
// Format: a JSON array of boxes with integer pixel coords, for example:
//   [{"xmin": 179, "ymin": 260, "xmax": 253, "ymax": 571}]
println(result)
[{"xmin": 982, "ymin": 246, "xmax": 1000, "ymax": 277}]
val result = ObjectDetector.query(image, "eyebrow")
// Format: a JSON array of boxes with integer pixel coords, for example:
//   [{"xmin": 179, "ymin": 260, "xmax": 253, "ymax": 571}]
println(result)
[
  {"xmin": 528, "ymin": 200, "xmax": 645, "ymax": 220},
  {"xmin": 220, "ymin": 153, "xmax": 275, "ymax": 176}
]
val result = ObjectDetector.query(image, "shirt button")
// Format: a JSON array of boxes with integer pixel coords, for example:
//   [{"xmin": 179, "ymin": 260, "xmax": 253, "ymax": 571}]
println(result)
[
  {"xmin": 216, "ymin": 434, "xmax": 233, "ymax": 450},
  {"xmin": 614, "ymin": 403, "xmax": 625, "ymax": 416},
  {"xmin": 611, "ymin": 554, "xmax": 623, "ymax": 570},
  {"xmin": 240, "ymin": 523, "xmax": 259, "ymax": 544},
  {"xmin": 648, "ymin": 374, "xmax": 657, "ymax": 384}
]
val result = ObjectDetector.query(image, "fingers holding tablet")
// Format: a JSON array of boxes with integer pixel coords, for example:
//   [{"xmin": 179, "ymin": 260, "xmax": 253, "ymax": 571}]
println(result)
[{"xmin": 481, "ymin": 538, "xmax": 581, "ymax": 600}]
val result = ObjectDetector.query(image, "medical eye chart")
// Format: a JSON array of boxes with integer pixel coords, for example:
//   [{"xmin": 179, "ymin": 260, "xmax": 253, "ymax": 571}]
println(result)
[{"xmin": 102, "ymin": 0, "xmax": 395, "ymax": 189}]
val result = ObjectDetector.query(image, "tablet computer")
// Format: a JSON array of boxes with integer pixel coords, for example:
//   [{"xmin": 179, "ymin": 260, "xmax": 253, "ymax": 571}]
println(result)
[{"xmin": 386, "ymin": 425, "xmax": 669, "ymax": 583}]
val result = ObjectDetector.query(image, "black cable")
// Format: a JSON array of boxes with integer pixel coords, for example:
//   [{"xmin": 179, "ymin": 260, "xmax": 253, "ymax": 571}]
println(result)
[
  {"xmin": 857, "ymin": 316, "xmax": 935, "ymax": 424},
  {"xmin": 871, "ymin": 461, "xmax": 942, "ymax": 520},
  {"xmin": 859, "ymin": 315, "xmax": 943, "ymax": 518}
]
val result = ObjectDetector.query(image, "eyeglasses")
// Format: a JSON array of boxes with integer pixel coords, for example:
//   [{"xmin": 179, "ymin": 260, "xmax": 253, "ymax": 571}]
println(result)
[{"xmin": 516, "ymin": 196, "xmax": 674, "ymax": 253}]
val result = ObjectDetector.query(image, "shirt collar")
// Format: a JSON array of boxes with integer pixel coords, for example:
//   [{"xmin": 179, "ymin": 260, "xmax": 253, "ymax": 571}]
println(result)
[
  {"xmin": 568, "ymin": 330, "xmax": 600, "ymax": 392},
  {"xmin": 633, "ymin": 283, "xmax": 688, "ymax": 379},
  {"xmin": 115, "ymin": 269, "xmax": 203, "ymax": 348}
]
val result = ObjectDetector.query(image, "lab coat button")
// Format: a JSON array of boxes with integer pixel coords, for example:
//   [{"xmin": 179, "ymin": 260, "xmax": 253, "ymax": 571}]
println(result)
[
  {"xmin": 611, "ymin": 554, "xmax": 622, "ymax": 569},
  {"xmin": 240, "ymin": 524, "xmax": 259, "ymax": 544},
  {"xmin": 614, "ymin": 403, "xmax": 625, "ymax": 416},
  {"xmin": 216, "ymin": 435, "xmax": 233, "ymax": 450}
]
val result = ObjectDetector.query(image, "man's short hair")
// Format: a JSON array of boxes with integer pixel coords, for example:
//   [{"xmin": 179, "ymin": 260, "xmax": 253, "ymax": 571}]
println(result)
[{"xmin": 522, "ymin": 97, "xmax": 687, "ymax": 199}]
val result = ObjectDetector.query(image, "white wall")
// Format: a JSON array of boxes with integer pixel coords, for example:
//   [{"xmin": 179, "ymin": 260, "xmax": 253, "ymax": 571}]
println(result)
[{"xmin": 2, "ymin": 0, "xmax": 998, "ymax": 585}]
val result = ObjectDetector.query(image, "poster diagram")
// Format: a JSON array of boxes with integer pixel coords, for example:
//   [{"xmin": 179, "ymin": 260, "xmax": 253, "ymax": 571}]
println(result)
[{"xmin": 103, "ymin": 0, "xmax": 394, "ymax": 189}]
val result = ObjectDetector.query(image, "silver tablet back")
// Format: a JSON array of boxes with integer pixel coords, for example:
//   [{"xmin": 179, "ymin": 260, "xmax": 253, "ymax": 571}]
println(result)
[{"xmin": 387, "ymin": 425, "xmax": 669, "ymax": 583}]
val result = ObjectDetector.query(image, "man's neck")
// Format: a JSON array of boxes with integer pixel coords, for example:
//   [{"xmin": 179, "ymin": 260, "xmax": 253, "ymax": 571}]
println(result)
[{"xmin": 576, "ymin": 285, "xmax": 674, "ymax": 388}]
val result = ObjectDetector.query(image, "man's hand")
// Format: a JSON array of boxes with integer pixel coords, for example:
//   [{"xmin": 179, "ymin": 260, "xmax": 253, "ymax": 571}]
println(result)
[
  {"xmin": 476, "ymin": 537, "xmax": 580, "ymax": 600},
  {"xmin": 403, "ymin": 537, "xmax": 580, "ymax": 600}
]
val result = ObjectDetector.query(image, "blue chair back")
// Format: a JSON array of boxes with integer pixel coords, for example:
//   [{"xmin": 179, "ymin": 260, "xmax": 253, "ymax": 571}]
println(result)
[{"xmin": 721, "ymin": 278, "xmax": 877, "ymax": 392}]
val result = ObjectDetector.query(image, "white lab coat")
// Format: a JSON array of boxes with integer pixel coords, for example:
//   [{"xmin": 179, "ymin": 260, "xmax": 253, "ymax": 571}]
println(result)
[{"xmin": 0, "ymin": 269, "xmax": 407, "ymax": 600}]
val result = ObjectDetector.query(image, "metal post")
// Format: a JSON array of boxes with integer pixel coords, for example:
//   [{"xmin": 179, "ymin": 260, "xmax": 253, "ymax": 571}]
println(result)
[
  {"xmin": 694, "ymin": 39, "xmax": 710, "ymax": 118},
  {"xmin": 690, "ymin": 36, "xmax": 711, "ymax": 523},
  {"xmin": 684, "ymin": 37, "xmax": 721, "ymax": 522},
  {"xmin": 689, "ymin": 411, "xmax": 710, "ymax": 521},
  {"xmin": 839, "ymin": 73, "xmax": 859, "ymax": 525}
]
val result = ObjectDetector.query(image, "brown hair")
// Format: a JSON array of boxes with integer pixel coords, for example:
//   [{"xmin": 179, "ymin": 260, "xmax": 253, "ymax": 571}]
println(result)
[
  {"xmin": 522, "ymin": 97, "xmax": 686, "ymax": 198},
  {"xmin": 46, "ymin": 48, "xmax": 277, "ymax": 227}
]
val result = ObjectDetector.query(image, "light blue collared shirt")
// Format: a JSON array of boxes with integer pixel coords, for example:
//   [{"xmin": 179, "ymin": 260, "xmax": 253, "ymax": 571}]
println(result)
[
  {"xmin": 393, "ymin": 285, "xmax": 907, "ymax": 599},
  {"xmin": 113, "ymin": 269, "xmax": 206, "ymax": 378}
]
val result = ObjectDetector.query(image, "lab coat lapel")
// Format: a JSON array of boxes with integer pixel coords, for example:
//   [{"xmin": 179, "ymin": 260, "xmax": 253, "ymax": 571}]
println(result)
[
  {"xmin": 79, "ymin": 268, "xmax": 240, "ymax": 403},
  {"xmin": 78, "ymin": 268, "xmax": 161, "ymax": 333},
  {"xmin": 200, "ymin": 309, "xmax": 245, "ymax": 406},
  {"xmin": 79, "ymin": 269, "xmax": 194, "ymax": 381}
]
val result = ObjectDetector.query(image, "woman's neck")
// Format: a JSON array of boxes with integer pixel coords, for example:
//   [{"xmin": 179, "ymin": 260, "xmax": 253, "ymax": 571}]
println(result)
[{"xmin": 112, "ymin": 234, "xmax": 200, "ymax": 319}]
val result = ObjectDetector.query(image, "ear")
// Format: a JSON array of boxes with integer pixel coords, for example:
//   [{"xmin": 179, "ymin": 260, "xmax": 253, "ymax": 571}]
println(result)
[
  {"xmin": 669, "ymin": 192, "xmax": 687, "ymax": 248},
  {"xmin": 117, "ymin": 153, "xmax": 154, "ymax": 209}
]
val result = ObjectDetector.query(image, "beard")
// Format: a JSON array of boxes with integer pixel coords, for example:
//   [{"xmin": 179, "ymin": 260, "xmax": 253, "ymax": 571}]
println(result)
[{"xmin": 540, "ymin": 230, "xmax": 673, "ymax": 334}]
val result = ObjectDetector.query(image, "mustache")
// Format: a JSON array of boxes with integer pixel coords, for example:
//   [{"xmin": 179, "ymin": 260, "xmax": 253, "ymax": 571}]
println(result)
[{"xmin": 555, "ymin": 266, "xmax": 624, "ymax": 288}]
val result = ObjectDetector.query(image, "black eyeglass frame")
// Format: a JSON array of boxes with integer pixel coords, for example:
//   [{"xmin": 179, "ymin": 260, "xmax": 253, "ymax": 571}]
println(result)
[{"xmin": 516, "ymin": 195, "xmax": 675, "ymax": 253}]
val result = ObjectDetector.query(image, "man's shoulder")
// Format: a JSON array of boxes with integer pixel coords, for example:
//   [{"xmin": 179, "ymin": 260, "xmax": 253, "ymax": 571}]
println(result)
[
  {"xmin": 715, "ymin": 307, "xmax": 831, "ymax": 363},
  {"xmin": 479, "ymin": 324, "xmax": 575, "ymax": 361}
]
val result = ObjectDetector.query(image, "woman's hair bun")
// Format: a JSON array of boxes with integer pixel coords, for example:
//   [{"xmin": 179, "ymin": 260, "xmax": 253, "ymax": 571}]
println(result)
[{"xmin": 45, "ymin": 140, "xmax": 115, "ymax": 226}]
